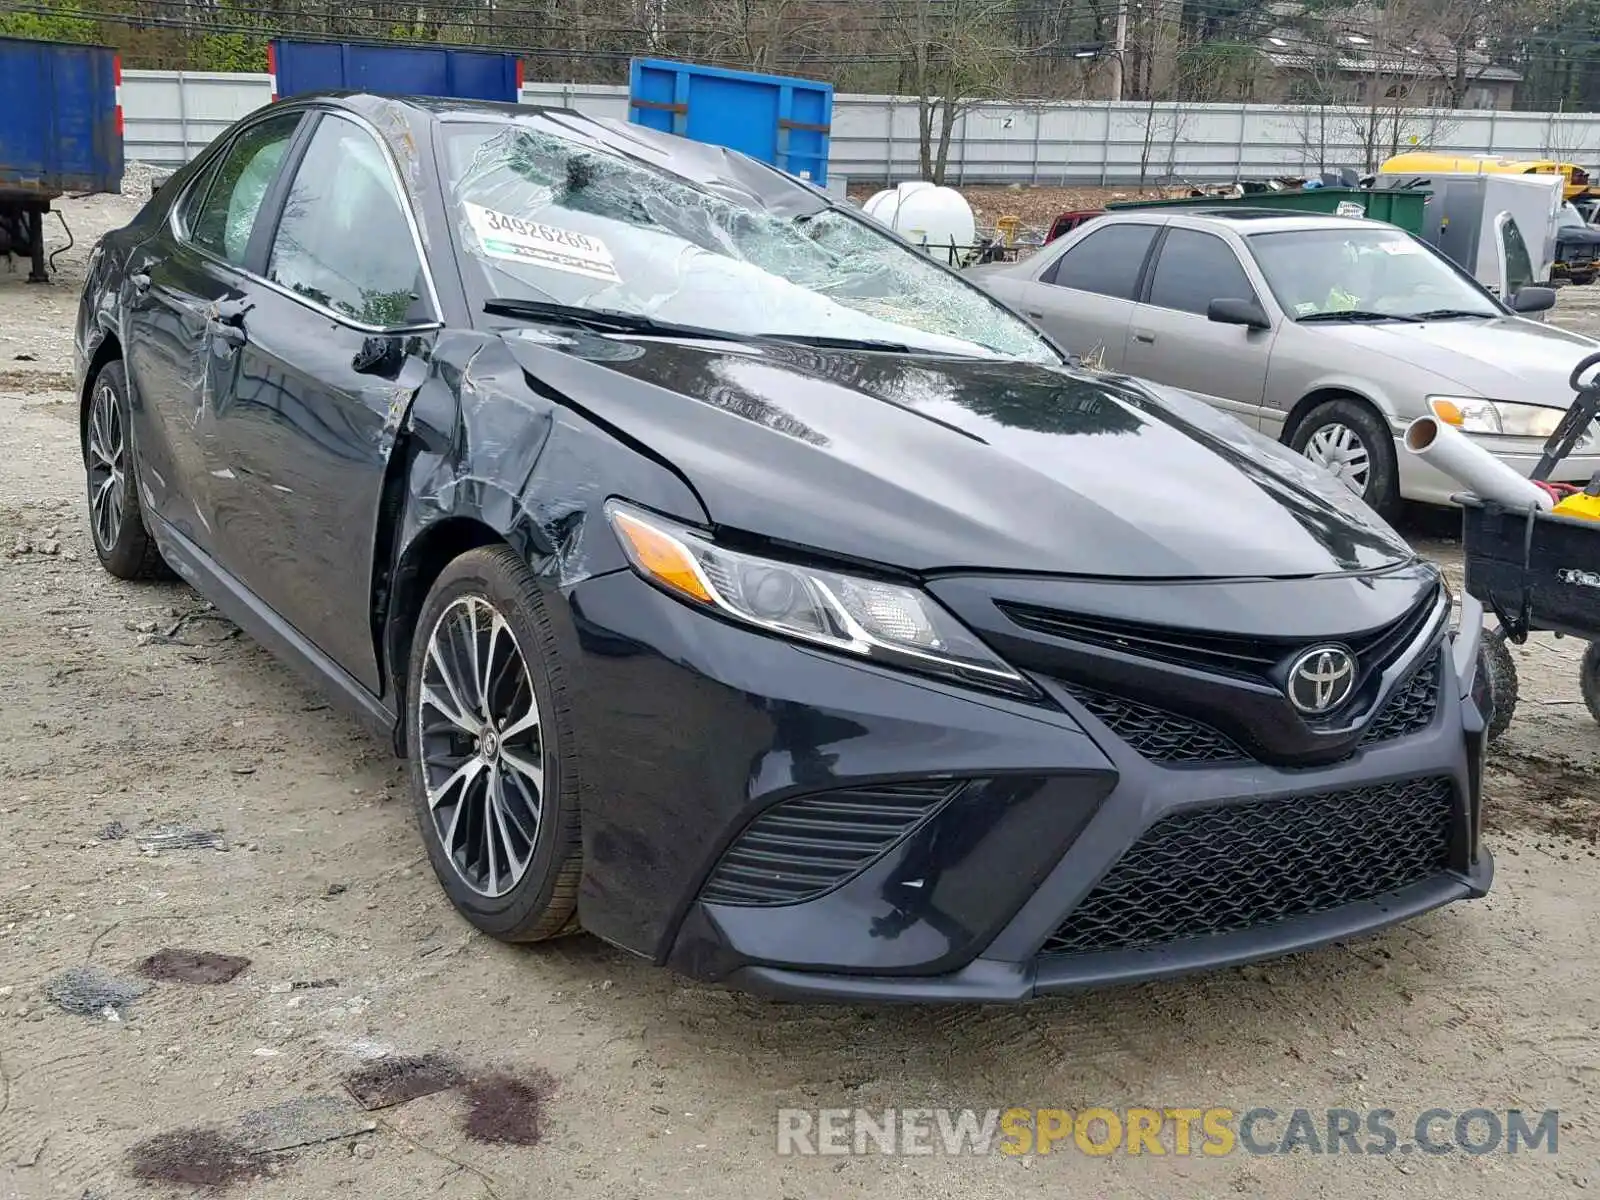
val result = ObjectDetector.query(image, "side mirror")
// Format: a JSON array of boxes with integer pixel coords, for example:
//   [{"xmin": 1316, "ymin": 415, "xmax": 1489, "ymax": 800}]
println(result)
[
  {"xmin": 352, "ymin": 335, "xmax": 404, "ymax": 377},
  {"xmin": 1207, "ymin": 297, "xmax": 1271, "ymax": 330},
  {"xmin": 1511, "ymin": 286, "xmax": 1556, "ymax": 314}
]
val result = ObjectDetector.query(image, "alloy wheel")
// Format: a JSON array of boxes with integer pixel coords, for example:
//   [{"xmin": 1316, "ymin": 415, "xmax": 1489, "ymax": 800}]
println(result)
[
  {"xmin": 87, "ymin": 382, "xmax": 125, "ymax": 552},
  {"xmin": 416, "ymin": 595, "xmax": 545, "ymax": 898},
  {"xmin": 1303, "ymin": 421, "xmax": 1371, "ymax": 494}
]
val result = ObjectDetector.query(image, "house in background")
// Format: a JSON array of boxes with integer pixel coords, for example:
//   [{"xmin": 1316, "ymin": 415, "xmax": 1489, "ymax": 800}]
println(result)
[{"xmin": 1259, "ymin": 2, "xmax": 1521, "ymax": 110}]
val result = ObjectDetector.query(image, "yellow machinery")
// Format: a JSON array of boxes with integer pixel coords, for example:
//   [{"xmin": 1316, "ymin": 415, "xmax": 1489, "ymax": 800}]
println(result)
[{"xmin": 1379, "ymin": 152, "xmax": 1594, "ymax": 202}]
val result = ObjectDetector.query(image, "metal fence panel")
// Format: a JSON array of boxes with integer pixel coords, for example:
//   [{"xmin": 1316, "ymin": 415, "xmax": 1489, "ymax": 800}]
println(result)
[
  {"xmin": 119, "ymin": 70, "xmax": 1600, "ymax": 185},
  {"xmin": 122, "ymin": 70, "xmax": 274, "ymax": 165}
]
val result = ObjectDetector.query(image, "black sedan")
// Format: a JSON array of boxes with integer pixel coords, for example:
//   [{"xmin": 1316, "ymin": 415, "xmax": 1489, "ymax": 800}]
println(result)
[{"xmin": 75, "ymin": 93, "xmax": 1493, "ymax": 1001}]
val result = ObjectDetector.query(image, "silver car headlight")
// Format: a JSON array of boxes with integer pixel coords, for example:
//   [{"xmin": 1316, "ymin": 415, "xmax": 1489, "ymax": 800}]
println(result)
[
  {"xmin": 1428, "ymin": 396, "xmax": 1565, "ymax": 438},
  {"xmin": 605, "ymin": 500, "xmax": 1038, "ymax": 699}
]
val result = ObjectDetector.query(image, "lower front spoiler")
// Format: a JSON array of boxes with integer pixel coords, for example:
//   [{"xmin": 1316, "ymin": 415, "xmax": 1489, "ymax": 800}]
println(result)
[{"xmin": 722, "ymin": 855, "xmax": 1493, "ymax": 1004}]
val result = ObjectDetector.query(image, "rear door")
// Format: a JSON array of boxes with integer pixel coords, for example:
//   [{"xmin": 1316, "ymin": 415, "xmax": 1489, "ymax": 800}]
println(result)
[
  {"xmin": 1122, "ymin": 226, "xmax": 1276, "ymax": 427},
  {"xmin": 122, "ymin": 110, "xmax": 306, "ymax": 550},
  {"xmin": 1017, "ymin": 221, "xmax": 1160, "ymax": 368},
  {"xmin": 201, "ymin": 109, "xmax": 440, "ymax": 692}
]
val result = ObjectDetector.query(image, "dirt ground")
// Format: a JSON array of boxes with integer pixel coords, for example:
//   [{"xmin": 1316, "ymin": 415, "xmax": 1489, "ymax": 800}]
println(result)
[{"xmin": 2, "ymin": 182, "xmax": 1599, "ymax": 1200}]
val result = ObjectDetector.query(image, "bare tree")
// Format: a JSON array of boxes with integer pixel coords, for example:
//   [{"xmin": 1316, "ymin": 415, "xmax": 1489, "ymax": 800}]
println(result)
[
  {"xmin": 877, "ymin": 0, "xmax": 1045, "ymax": 183},
  {"xmin": 1406, "ymin": 0, "xmax": 1545, "ymax": 108},
  {"xmin": 661, "ymin": 0, "xmax": 836, "ymax": 72},
  {"xmin": 1540, "ymin": 108, "xmax": 1590, "ymax": 160},
  {"xmin": 1285, "ymin": 0, "xmax": 1465, "ymax": 172}
]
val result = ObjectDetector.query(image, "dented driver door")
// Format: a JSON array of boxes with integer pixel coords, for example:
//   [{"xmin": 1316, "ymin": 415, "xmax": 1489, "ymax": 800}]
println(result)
[{"xmin": 200, "ymin": 111, "xmax": 438, "ymax": 695}]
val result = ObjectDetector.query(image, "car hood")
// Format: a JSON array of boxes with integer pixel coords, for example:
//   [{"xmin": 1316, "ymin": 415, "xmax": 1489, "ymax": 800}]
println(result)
[
  {"xmin": 1312, "ymin": 316, "xmax": 1599, "ymax": 406},
  {"xmin": 500, "ymin": 330, "xmax": 1412, "ymax": 579}
]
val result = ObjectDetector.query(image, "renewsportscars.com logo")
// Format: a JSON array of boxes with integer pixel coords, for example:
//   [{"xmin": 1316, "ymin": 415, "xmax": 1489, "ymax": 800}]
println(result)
[{"xmin": 776, "ymin": 1107, "xmax": 1561, "ymax": 1158}]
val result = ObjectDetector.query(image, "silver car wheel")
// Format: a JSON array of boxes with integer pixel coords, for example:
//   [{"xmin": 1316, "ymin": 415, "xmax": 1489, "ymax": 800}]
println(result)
[
  {"xmin": 86, "ymin": 381, "xmax": 125, "ymax": 552},
  {"xmin": 1303, "ymin": 421, "xmax": 1371, "ymax": 494},
  {"xmin": 416, "ymin": 595, "xmax": 545, "ymax": 899}
]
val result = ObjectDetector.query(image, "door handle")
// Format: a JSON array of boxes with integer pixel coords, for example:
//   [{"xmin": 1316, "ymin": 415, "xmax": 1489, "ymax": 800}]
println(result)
[
  {"xmin": 207, "ymin": 319, "xmax": 247, "ymax": 348},
  {"xmin": 1132, "ymin": 330, "xmax": 1156, "ymax": 344},
  {"xmin": 205, "ymin": 299, "xmax": 252, "ymax": 348},
  {"xmin": 1026, "ymin": 310, "xmax": 1044, "ymax": 319}
]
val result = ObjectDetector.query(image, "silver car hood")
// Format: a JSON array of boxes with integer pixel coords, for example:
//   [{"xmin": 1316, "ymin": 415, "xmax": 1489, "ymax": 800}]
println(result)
[{"xmin": 1314, "ymin": 316, "xmax": 1599, "ymax": 406}]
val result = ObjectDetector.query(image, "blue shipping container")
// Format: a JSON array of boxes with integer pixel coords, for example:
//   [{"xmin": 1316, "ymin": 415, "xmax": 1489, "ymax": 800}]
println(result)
[
  {"xmin": 268, "ymin": 38, "xmax": 521, "ymax": 103},
  {"xmin": 0, "ymin": 35, "xmax": 123, "ymax": 197},
  {"xmin": 628, "ymin": 58, "xmax": 832, "ymax": 186}
]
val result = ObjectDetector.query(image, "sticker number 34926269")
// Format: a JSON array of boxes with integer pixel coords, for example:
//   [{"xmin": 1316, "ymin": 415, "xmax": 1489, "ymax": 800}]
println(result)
[{"xmin": 465, "ymin": 201, "xmax": 620, "ymax": 283}]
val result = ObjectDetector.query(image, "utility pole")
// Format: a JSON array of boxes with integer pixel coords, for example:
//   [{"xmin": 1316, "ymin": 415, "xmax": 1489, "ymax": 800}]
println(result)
[{"xmin": 1111, "ymin": 0, "xmax": 1128, "ymax": 101}]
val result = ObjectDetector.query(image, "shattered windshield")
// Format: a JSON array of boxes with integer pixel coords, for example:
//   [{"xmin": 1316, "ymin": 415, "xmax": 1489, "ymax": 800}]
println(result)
[{"xmin": 442, "ymin": 121, "xmax": 1058, "ymax": 362}]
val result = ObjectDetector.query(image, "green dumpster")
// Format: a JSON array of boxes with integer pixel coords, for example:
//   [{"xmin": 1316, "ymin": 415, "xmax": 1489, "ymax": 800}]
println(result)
[{"xmin": 1105, "ymin": 188, "xmax": 1429, "ymax": 236}]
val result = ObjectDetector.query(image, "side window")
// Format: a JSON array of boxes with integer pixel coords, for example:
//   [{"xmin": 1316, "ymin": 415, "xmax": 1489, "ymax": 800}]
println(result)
[
  {"xmin": 1043, "ymin": 224, "xmax": 1158, "ymax": 300},
  {"xmin": 188, "ymin": 114, "xmax": 301, "ymax": 266},
  {"xmin": 176, "ymin": 159, "xmax": 221, "ymax": 238},
  {"xmin": 267, "ymin": 115, "xmax": 427, "ymax": 327},
  {"xmin": 1146, "ymin": 228, "xmax": 1257, "ymax": 314}
]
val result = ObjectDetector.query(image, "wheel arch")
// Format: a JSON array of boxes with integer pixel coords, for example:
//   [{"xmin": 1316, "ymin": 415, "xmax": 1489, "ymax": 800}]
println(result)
[
  {"xmin": 1282, "ymin": 385, "xmax": 1393, "ymax": 445},
  {"xmin": 382, "ymin": 511, "xmax": 506, "ymax": 754},
  {"xmin": 79, "ymin": 332, "xmax": 123, "ymax": 457}
]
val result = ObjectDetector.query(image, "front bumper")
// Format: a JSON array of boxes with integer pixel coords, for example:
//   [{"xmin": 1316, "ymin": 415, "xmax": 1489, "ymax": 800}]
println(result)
[
  {"xmin": 1395, "ymin": 434, "xmax": 1600, "ymax": 507},
  {"xmin": 558, "ymin": 570, "xmax": 1491, "ymax": 1003}
]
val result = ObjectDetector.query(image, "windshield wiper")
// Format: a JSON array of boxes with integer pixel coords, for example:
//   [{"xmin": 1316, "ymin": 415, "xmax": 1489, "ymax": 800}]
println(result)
[
  {"xmin": 1297, "ymin": 310, "xmax": 1422, "ymax": 323},
  {"xmin": 1409, "ymin": 308, "xmax": 1496, "ymax": 321},
  {"xmin": 757, "ymin": 332, "xmax": 924, "ymax": 353},
  {"xmin": 488, "ymin": 298, "xmax": 945, "ymax": 355},
  {"xmin": 483, "ymin": 297, "xmax": 748, "ymax": 342}
]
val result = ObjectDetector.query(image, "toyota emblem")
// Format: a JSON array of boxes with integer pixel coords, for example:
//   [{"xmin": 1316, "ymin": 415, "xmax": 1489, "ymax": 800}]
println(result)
[{"xmin": 1286, "ymin": 645, "xmax": 1356, "ymax": 715}]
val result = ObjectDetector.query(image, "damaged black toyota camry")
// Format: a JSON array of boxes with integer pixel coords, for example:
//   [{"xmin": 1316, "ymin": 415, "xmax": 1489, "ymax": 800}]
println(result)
[{"xmin": 75, "ymin": 93, "xmax": 1493, "ymax": 1001}]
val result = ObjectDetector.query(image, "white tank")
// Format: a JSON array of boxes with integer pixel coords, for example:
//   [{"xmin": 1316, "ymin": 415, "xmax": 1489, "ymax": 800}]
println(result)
[{"xmin": 861, "ymin": 182, "xmax": 973, "ymax": 260}]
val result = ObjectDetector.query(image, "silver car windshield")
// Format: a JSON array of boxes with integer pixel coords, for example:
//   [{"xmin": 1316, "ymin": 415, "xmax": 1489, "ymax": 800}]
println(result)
[
  {"xmin": 443, "ymin": 121, "xmax": 1058, "ymax": 362},
  {"xmin": 1248, "ymin": 227, "xmax": 1500, "ymax": 320}
]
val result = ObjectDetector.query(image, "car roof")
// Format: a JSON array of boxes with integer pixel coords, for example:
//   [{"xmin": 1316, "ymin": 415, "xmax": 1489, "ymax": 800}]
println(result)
[
  {"xmin": 1113, "ymin": 207, "xmax": 1388, "ymax": 235},
  {"xmin": 280, "ymin": 90, "xmax": 604, "ymax": 133},
  {"xmin": 276, "ymin": 91, "xmax": 831, "ymax": 211}
]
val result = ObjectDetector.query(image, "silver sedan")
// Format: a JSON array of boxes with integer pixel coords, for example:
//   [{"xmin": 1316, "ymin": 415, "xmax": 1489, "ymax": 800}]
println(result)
[{"xmin": 969, "ymin": 209, "xmax": 1600, "ymax": 515}]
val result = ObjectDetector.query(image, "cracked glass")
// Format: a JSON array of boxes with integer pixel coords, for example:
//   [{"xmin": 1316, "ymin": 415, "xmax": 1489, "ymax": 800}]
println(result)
[{"xmin": 443, "ymin": 121, "xmax": 1058, "ymax": 362}]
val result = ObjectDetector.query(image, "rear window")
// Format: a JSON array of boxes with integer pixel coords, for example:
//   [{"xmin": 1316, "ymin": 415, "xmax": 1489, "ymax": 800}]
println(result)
[{"xmin": 1043, "ymin": 224, "xmax": 1158, "ymax": 300}]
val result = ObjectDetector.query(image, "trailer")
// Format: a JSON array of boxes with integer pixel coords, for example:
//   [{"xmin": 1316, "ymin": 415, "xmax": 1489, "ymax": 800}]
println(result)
[
  {"xmin": 1460, "ymin": 351, "xmax": 1600, "ymax": 738},
  {"xmin": 627, "ymin": 57, "xmax": 832, "ymax": 186},
  {"xmin": 267, "ymin": 38, "xmax": 522, "ymax": 103},
  {"xmin": 0, "ymin": 35, "xmax": 123, "ymax": 283}
]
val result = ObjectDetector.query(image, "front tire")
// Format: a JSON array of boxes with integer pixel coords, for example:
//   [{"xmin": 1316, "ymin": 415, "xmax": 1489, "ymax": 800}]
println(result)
[
  {"xmin": 405, "ymin": 546, "xmax": 583, "ymax": 942},
  {"xmin": 83, "ymin": 360, "xmax": 168, "ymax": 580},
  {"xmin": 1581, "ymin": 642, "xmax": 1600, "ymax": 728},
  {"xmin": 1289, "ymin": 397, "xmax": 1400, "ymax": 520},
  {"xmin": 1476, "ymin": 627, "xmax": 1518, "ymax": 743}
]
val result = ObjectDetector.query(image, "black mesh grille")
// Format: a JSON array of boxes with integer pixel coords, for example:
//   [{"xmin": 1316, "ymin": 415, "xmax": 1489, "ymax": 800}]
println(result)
[
  {"xmin": 1040, "ymin": 776, "xmax": 1454, "ymax": 956},
  {"xmin": 1360, "ymin": 658, "xmax": 1441, "ymax": 745},
  {"xmin": 1063, "ymin": 685, "xmax": 1247, "ymax": 765},
  {"xmin": 1000, "ymin": 585, "xmax": 1444, "ymax": 685},
  {"xmin": 699, "ymin": 781, "xmax": 963, "ymax": 906}
]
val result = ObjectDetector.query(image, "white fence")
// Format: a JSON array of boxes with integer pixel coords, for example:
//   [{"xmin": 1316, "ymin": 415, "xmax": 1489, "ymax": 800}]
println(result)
[{"xmin": 123, "ymin": 69, "xmax": 1600, "ymax": 186}]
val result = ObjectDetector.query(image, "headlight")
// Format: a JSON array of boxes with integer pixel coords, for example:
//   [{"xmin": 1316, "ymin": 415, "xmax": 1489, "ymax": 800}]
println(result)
[
  {"xmin": 605, "ymin": 501, "xmax": 1038, "ymax": 699},
  {"xmin": 1428, "ymin": 396, "xmax": 1565, "ymax": 438}
]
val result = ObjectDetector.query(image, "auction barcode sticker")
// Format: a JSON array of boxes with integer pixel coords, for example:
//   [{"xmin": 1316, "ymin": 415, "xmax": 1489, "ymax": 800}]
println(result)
[{"xmin": 465, "ymin": 202, "xmax": 620, "ymax": 282}]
